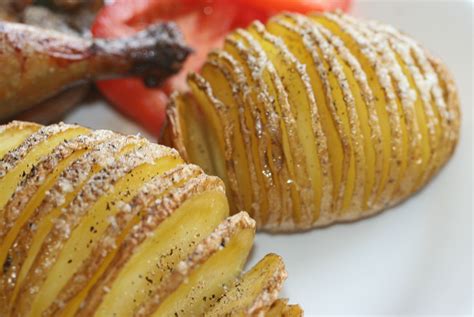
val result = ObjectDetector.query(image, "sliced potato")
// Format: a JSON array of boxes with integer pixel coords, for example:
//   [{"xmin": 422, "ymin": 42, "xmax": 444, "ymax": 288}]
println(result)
[
  {"xmin": 427, "ymin": 55, "xmax": 460, "ymax": 164},
  {"xmin": 312, "ymin": 13, "xmax": 405, "ymax": 212},
  {"xmin": 0, "ymin": 123, "xmax": 89, "ymax": 210},
  {"xmin": 201, "ymin": 53, "xmax": 258, "ymax": 221},
  {"xmin": 266, "ymin": 299, "xmax": 304, "ymax": 317},
  {"xmin": 241, "ymin": 23, "xmax": 320, "ymax": 223},
  {"xmin": 164, "ymin": 11, "xmax": 460, "ymax": 231},
  {"xmin": 337, "ymin": 14, "xmax": 418, "ymax": 205},
  {"xmin": 187, "ymin": 73, "xmax": 237, "ymax": 209},
  {"xmin": 204, "ymin": 49, "xmax": 269, "ymax": 224},
  {"xmin": 141, "ymin": 212, "xmax": 255, "ymax": 317},
  {"xmin": 223, "ymin": 35, "xmax": 300, "ymax": 229},
  {"xmin": 205, "ymin": 253, "xmax": 287, "ymax": 316},
  {"xmin": 75, "ymin": 173, "xmax": 228, "ymax": 317},
  {"xmin": 367, "ymin": 20, "xmax": 453, "ymax": 187},
  {"xmin": 281, "ymin": 15, "xmax": 366, "ymax": 216},
  {"xmin": 166, "ymin": 92, "xmax": 214, "ymax": 175},
  {"xmin": 364, "ymin": 23, "xmax": 433, "ymax": 198},
  {"xmin": 0, "ymin": 121, "xmax": 296, "ymax": 316},
  {"xmin": 206, "ymin": 43, "xmax": 285, "ymax": 226},
  {"xmin": 267, "ymin": 14, "xmax": 355, "ymax": 219},
  {"xmin": 15, "ymin": 144, "xmax": 182, "ymax": 316},
  {"xmin": 0, "ymin": 135, "xmax": 144, "ymax": 313},
  {"xmin": 0, "ymin": 121, "xmax": 40, "ymax": 158},
  {"xmin": 0, "ymin": 130, "xmax": 116, "ymax": 268},
  {"xmin": 313, "ymin": 20, "xmax": 384, "ymax": 212},
  {"xmin": 52, "ymin": 164, "xmax": 204, "ymax": 316}
]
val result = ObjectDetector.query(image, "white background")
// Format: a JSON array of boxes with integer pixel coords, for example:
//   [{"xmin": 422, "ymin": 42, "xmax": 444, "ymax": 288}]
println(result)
[{"xmin": 65, "ymin": 0, "xmax": 473, "ymax": 315}]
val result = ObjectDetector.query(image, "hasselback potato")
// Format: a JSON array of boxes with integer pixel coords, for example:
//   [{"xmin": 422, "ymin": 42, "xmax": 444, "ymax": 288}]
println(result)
[
  {"xmin": 163, "ymin": 12, "xmax": 460, "ymax": 232},
  {"xmin": 0, "ymin": 121, "xmax": 300, "ymax": 316}
]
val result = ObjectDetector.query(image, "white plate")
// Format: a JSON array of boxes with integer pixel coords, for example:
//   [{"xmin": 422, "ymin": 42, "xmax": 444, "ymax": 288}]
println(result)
[{"xmin": 65, "ymin": 0, "xmax": 473, "ymax": 315}]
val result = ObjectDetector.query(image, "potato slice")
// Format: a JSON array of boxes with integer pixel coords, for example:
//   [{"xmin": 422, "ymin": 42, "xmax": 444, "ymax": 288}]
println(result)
[
  {"xmin": 13, "ymin": 144, "xmax": 182, "ymax": 316},
  {"xmin": 274, "ymin": 15, "xmax": 356, "ymax": 216},
  {"xmin": 273, "ymin": 15, "xmax": 367, "ymax": 216},
  {"xmin": 165, "ymin": 92, "xmax": 214, "ymax": 175},
  {"xmin": 408, "ymin": 51, "xmax": 447, "ymax": 184},
  {"xmin": 80, "ymin": 176, "xmax": 229, "ymax": 317},
  {"xmin": 314, "ymin": 22, "xmax": 384, "ymax": 212},
  {"xmin": 221, "ymin": 35, "xmax": 292, "ymax": 230},
  {"xmin": 202, "ymin": 51, "xmax": 264, "ymax": 222},
  {"xmin": 200, "ymin": 53, "xmax": 257, "ymax": 220},
  {"xmin": 0, "ymin": 121, "xmax": 298, "ymax": 315},
  {"xmin": 186, "ymin": 73, "xmax": 236, "ymax": 209},
  {"xmin": 427, "ymin": 55, "xmax": 460, "ymax": 164},
  {"xmin": 267, "ymin": 14, "xmax": 357, "ymax": 220},
  {"xmin": 362, "ymin": 23, "xmax": 433, "ymax": 198},
  {"xmin": 0, "ymin": 135, "xmax": 144, "ymax": 313},
  {"xmin": 1, "ymin": 135, "xmax": 115, "ymax": 307},
  {"xmin": 228, "ymin": 31, "xmax": 314, "ymax": 229},
  {"xmin": 245, "ymin": 22, "xmax": 321, "ymax": 224},
  {"xmin": 367, "ymin": 20, "xmax": 452, "ymax": 187},
  {"xmin": 191, "ymin": 62, "xmax": 254, "ymax": 218},
  {"xmin": 266, "ymin": 299, "xmax": 304, "ymax": 317},
  {"xmin": 311, "ymin": 13, "xmax": 404, "ymax": 212},
  {"xmin": 0, "ymin": 121, "xmax": 40, "ymax": 158},
  {"xmin": 54, "ymin": 166, "xmax": 217, "ymax": 317},
  {"xmin": 0, "ymin": 123, "xmax": 89, "ymax": 210},
  {"xmin": 203, "ymin": 48, "xmax": 279, "ymax": 227},
  {"xmin": 338, "ymin": 15, "xmax": 420, "ymax": 205},
  {"xmin": 205, "ymin": 253, "xmax": 287, "ymax": 316},
  {"xmin": 244, "ymin": 23, "xmax": 323, "ymax": 226},
  {"xmin": 0, "ymin": 130, "xmax": 116, "ymax": 269},
  {"xmin": 298, "ymin": 15, "xmax": 367, "ymax": 215},
  {"xmin": 161, "ymin": 92, "xmax": 190, "ymax": 162},
  {"xmin": 137, "ymin": 212, "xmax": 255, "ymax": 317},
  {"xmin": 163, "ymin": 12, "xmax": 460, "ymax": 230}
]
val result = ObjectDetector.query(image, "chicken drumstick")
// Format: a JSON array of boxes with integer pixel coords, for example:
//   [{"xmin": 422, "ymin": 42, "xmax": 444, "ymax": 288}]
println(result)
[{"xmin": 0, "ymin": 21, "xmax": 191, "ymax": 119}]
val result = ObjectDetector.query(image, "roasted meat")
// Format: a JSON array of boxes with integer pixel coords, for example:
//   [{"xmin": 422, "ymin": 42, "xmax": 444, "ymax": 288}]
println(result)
[
  {"xmin": 13, "ymin": 84, "xmax": 90, "ymax": 124},
  {"xmin": 0, "ymin": 21, "xmax": 191, "ymax": 120}
]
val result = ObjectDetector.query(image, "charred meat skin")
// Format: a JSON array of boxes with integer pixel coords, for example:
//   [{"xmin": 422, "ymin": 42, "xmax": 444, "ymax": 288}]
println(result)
[{"xmin": 0, "ymin": 21, "xmax": 191, "ymax": 119}]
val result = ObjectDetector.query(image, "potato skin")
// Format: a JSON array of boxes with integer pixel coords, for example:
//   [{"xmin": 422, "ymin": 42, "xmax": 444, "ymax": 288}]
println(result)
[{"xmin": 164, "ymin": 12, "xmax": 461, "ymax": 232}]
